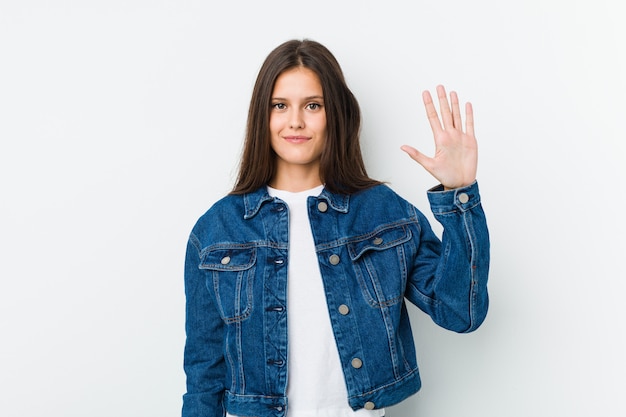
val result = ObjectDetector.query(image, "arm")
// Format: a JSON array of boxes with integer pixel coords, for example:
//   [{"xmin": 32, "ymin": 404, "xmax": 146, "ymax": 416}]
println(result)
[
  {"xmin": 182, "ymin": 232, "xmax": 226, "ymax": 417},
  {"xmin": 402, "ymin": 85, "xmax": 489, "ymax": 332},
  {"xmin": 404, "ymin": 182, "xmax": 489, "ymax": 333}
]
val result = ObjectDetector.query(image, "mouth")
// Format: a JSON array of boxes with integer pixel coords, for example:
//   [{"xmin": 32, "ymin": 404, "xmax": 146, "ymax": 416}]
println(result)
[{"xmin": 283, "ymin": 135, "xmax": 311, "ymax": 144}]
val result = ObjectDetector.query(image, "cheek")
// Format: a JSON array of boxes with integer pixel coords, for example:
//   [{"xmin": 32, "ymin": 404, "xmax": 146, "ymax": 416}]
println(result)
[
  {"xmin": 317, "ymin": 115, "xmax": 328, "ymax": 136},
  {"xmin": 269, "ymin": 116, "xmax": 278, "ymax": 134},
  {"xmin": 269, "ymin": 112, "xmax": 285, "ymax": 133}
]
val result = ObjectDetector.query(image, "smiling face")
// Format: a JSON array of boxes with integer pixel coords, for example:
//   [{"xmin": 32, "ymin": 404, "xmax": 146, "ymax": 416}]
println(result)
[{"xmin": 269, "ymin": 66, "xmax": 327, "ymax": 190}]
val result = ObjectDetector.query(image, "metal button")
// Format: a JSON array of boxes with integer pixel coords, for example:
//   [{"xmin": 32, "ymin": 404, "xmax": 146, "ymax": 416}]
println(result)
[
  {"xmin": 329, "ymin": 254, "xmax": 340, "ymax": 265},
  {"xmin": 338, "ymin": 304, "xmax": 350, "ymax": 315},
  {"xmin": 372, "ymin": 237, "xmax": 383, "ymax": 245},
  {"xmin": 220, "ymin": 256, "xmax": 231, "ymax": 265},
  {"xmin": 364, "ymin": 401, "xmax": 375, "ymax": 410},
  {"xmin": 458, "ymin": 193, "xmax": 469, "ymax": 204},
  {"xmin": 351, "ymin": 358, "xmax": 363, "ymax": 369},
  {"xmin": 317, "ymin": 201, "xmax": 328, "ymax": 212}
]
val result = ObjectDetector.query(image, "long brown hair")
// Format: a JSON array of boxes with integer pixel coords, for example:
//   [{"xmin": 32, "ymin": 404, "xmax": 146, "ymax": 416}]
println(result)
[{"xmin": 231, "ymin": 39, "xmax": 381, "ymax": 195}]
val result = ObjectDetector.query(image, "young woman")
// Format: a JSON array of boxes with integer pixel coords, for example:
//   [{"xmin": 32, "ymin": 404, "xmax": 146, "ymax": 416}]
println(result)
[{"xmin": 182, "ymin": 39, "xmax": 489, "ymax": 417}]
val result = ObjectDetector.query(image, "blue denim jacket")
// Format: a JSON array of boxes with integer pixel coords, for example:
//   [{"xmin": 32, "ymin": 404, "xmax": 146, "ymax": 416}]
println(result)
[{"xmin": 183, "ymin": 181, "xmax": 489, "ymax": 417}]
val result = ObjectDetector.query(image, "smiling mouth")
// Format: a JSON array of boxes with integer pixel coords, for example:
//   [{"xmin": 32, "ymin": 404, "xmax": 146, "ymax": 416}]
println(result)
[{"xmin": 284, "ymin": 136, "xmax": 310, "ymax": 143}]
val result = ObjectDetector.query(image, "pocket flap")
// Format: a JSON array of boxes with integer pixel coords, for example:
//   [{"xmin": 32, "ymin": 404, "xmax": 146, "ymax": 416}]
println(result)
[
  {"xmin": 347, "ymin": 225, "xmax": 411, "ymax": 261},
  {"xmin": 199, "ymin": 246, "xmax": 257, "ymax": 271}
]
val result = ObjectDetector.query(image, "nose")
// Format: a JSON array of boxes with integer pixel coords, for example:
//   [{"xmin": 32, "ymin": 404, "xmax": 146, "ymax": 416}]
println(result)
[{"xmin": 289, "ymin": 110, "xmax": 304, "ymax": 129}]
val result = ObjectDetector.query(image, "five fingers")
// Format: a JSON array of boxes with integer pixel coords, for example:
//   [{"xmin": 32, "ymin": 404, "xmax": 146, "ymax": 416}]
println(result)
[{"xmin": 403, "ymin": 85, "xmax": 477, "ymax": 189}]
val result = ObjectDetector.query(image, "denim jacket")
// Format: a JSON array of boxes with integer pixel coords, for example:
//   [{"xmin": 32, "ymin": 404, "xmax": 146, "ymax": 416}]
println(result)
[{"xmin": 183, "ymin": 181, "xmax": 489, "ymax": 417}]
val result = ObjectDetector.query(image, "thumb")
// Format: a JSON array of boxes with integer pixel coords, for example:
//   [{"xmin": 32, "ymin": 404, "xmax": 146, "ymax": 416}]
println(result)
[{"xmin": 401, "ymin": 145, "xmax": 432, "ymax": 170}]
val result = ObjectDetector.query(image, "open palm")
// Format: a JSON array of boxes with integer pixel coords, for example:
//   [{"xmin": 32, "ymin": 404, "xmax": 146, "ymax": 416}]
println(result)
[{"xmin": 401, "ymin": 85, "xmax": 478, "ymax": 190}]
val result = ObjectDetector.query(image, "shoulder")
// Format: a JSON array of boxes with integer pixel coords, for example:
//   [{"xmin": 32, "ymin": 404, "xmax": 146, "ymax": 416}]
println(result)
[
  {"xmin": 347, "ymin": 184, "xmax": 421, "ymax": 221},
  {"xmin": 351, "ymin": 184, "xmax": 413, "ymax": 208},
  {"xmin": 190, "ymin": 193, "xmax": 246, "ymax": 237},
  {"xmin": 202, "ymin": 193, "xmax": 244, "ymax": 218},
  {"xmin": 188, "ymin": 186, "xmax": 272, "ymax": 245}
]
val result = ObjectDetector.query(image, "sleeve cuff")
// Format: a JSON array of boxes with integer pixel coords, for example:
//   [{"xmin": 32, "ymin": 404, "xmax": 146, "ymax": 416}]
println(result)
[{"xmin": 427, "ymin": 181, "xmax": 481, "ymax": 214}]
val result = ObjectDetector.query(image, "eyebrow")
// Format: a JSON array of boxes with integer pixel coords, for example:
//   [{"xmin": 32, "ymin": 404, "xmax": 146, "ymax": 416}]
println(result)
[{"xmin": 271, "ymin": 95, "xmax": 324, "ymax": 101}]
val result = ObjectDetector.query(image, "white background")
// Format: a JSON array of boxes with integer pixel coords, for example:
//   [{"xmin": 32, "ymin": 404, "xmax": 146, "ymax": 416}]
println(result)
[{"xmin": 1, "ymin": 1, "xmax": 625, "ymax": 416}]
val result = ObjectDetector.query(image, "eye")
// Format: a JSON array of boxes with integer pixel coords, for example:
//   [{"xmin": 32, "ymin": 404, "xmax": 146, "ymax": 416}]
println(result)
[
  {"xmin": 306, "ymin": 102, "xmax": 323, "ymax": 111},
  {"xmin": 272, "ymin": 103, "xmax": 286, "ymax": 110}
]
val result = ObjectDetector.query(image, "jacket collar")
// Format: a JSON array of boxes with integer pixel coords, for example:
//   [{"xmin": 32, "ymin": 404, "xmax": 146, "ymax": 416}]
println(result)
[{"xmin": 243, "ymin": 186, "xmax": 350, "ymax": 219}]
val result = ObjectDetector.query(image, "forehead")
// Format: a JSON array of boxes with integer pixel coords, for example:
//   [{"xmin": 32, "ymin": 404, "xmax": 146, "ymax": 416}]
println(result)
[{"xmin": 272, "ymin": 67, "xmax": 323, "ymax": 96}]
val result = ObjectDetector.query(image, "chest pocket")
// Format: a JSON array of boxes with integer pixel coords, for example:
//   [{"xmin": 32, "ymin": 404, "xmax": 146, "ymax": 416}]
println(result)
[
  {"xmin": 347, "ymin": 225, "xmax": 412, "ymax": 307},
  {"xmin": 199, "ymin": 246, "xmax": 256, "ymax": 323}
]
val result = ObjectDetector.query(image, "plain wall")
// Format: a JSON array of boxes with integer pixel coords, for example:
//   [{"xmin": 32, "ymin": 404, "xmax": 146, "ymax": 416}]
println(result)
[{"xmin": 1, "ymin": 1, "xmax": 625, "ymax": 416}]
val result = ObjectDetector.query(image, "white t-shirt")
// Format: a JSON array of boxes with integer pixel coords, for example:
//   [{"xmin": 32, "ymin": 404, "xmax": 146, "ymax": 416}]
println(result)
[{"xmin": 227, "ymin": 185, "xmax": 384, "ymax": 417}]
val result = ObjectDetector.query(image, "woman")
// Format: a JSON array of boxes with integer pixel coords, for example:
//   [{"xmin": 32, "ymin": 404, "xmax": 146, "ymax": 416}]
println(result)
[{"xmin": 183, "ymin": 39, "xmax": 489, "ymax": 417}]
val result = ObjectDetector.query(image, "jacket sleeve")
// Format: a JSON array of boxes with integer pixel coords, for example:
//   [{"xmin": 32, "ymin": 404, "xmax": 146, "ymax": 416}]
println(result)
[
  {"xmin": 404, "ymin": 181, "xmax": 490, "ymax": 333},
  {"xmin": 182, "ymin": 232, "xmax": 226, "ymax": 417}
]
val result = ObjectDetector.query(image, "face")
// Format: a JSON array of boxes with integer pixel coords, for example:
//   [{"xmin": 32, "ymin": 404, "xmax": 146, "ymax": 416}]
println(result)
[{"xmin": 269, "ymin": 67, "xmax": 327, "ymax": 183}]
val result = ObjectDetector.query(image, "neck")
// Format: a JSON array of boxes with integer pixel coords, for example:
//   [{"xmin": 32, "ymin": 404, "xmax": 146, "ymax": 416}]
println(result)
[{"xmin": 270, "ymin": 163, "xmax": 322, "ymax": 192}]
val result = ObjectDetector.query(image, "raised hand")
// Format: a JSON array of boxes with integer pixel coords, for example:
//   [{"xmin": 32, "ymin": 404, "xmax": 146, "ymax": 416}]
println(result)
[{"xmin": 401, "ymin": 85, "xmax": 477, "ymax": 190}]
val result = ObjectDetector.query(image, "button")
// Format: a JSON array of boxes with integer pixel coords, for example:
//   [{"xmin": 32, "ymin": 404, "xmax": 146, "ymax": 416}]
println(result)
[
  {"xmin": 351, "ymin": 358, "xmax": 363, "ymax": 368},
  {"xmin": 458, "ymin": 193, "xmax": 469, "ymax": 204},
  {"xmin": 274, "ymin": 258, "xmax": 284, "ymax": 265},
  {"xmin": 364, "ymin": 401, "xmax": 375, "ymax": 410},
  {"xmin": 372, "ymin": 237, "xmax": 383, "ymax": 245},
  {"xmin": 329, "ymin": 254, "xmax": 340, "ymax": 265},
  {"xmin": 317, "ymin": 201, "xmax": 328, "ymax": 212},
  {"xmin": 338, "ymin": 304, "xmax": 350, "ymax": 315},
  {"xmin": 220, "ymin": 256, "xmax": 231, "ymax": 265}
]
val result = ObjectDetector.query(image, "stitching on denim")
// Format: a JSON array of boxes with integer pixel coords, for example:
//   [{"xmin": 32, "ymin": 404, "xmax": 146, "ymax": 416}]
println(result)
[
  {"xmin": 235, "ymin": 320, "xmax": 245, "ymax": 393},
  {"xmin": 316, "ymin": 219, "xmax": 417, "ymax": 251},
  {"xmin": 212, "ymin": 267, "xmax": 255, "ymax": 324},
  {"xmin": 347, "ymin": 367, "xmax": 419, "ymax": 399},
  {"xmin": 225, "ymin": 334, "xmax": 236, "ymax": 391},
  {"xmin": 347, "ymin": 226, "xmax": 412, "ymax": 261},
  {"xmin": 462, "ymin": 209, "xmax": 477, "ymax": 332}
]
